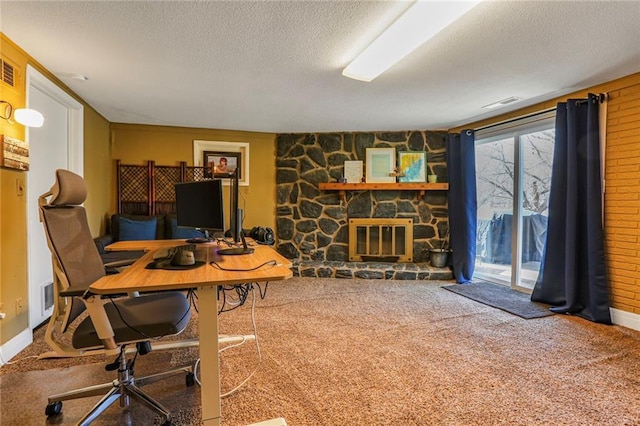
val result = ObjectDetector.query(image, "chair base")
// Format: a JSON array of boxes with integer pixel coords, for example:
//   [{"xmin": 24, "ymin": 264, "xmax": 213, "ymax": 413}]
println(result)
[
  {"xmin": 37, "ymin": 337, "xmax": 200, "ymax": 360},
  {"xmin": 46, "ymin": 348, "xmax": 194, "ymax": 426}
]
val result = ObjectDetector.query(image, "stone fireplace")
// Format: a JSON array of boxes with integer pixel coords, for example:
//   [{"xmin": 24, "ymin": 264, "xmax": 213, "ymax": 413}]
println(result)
[{"xmin": 274, "ymin": 131, "xmax": 449, "ymax": 265}]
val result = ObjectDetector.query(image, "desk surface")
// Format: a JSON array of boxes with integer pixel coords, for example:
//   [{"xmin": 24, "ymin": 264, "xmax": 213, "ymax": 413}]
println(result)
[
  {"xmin": 92, "ymin": 243, "xmax": 293, "ymax": 294},
  {"xmin": 105, "ymin": 239, "xmax": 193, "ymax": 252}
]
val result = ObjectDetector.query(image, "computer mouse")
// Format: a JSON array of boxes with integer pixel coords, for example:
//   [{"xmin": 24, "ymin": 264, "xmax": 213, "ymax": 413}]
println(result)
[{"xmin": 171, "ymin": 250, "xmax": 195, "ymax": 266}]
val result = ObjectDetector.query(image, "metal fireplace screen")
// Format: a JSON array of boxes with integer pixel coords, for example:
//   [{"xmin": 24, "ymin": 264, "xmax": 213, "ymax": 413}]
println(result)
[{"xmin": 348, "ymin": 218, "xmax": 413, "ymax": 262}]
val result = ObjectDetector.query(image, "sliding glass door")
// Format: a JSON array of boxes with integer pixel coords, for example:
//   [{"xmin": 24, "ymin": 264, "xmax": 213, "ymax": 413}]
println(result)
[{"xmin": 474, "ymin": 114, "xmax": 555, "ymax": 291}]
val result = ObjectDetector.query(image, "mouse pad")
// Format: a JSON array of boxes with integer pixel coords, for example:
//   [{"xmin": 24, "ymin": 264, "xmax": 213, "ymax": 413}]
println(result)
[{"xmin": 145, "ymin": 260, "xmax": 206, "ymax": 270}]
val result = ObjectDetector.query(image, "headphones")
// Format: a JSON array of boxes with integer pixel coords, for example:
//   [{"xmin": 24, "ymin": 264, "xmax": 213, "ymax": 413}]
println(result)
[{"xmin": 250, "ymin": 226, "xmax": 275, "ymax": 245}]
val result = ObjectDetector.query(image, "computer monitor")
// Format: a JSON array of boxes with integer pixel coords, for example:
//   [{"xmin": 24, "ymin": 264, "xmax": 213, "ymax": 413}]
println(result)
[
  {"xmin": 175, "ymin": 177, "xmax": 253, "ymax": 255},
  {"xmin": 175, "ymin": 180, "xmax": 225, "ymax": 238}
]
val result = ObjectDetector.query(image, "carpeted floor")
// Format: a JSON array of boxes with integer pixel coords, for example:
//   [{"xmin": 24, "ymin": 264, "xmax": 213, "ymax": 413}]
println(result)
[{"xmin": 2, "ymin": 277, "xmax": 640, "ymax": 425}]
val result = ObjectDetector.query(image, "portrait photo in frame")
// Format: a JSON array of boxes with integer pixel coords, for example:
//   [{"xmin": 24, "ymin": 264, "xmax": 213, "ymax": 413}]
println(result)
[
  {"xmin": 203, "ymin": 151, "xmax": 241, "ymax": 179},
  {"xmin": 193, "ymin": 140, "xmax": 250, "ymax": 186},
  {"xmin": 397, "ymin": 151, "xmax": 427, "ymax": 183},
  {"xmin": 365, "ymin": 148, "xmax": 396, "ymax": 183}
]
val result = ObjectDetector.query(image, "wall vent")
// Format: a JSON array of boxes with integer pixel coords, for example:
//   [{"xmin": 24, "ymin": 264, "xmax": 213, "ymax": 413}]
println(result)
[
  {"xmin": 482, "ymin": 96, "xmax": 523, "ymax": 110},
  {"xmin": 42, "ymin": 282, "xmax": 54, "ymax": 315},
  {"xmin": 1, "ymin": 59, "xmax": 15, "ymax": 87}
]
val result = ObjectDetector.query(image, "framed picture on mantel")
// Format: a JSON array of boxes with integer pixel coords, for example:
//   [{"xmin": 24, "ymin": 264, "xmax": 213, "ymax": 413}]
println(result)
[
  {"xmin": 397, "ymin": 151, "xmax": 426, "ymax": 183},
  {"xmin": 343, "ymin": 160, "xmax": 363, "ymax": 183},
  {"xmin": 365, "ymin": 148, "xmax": 395, "ymax": 183}
]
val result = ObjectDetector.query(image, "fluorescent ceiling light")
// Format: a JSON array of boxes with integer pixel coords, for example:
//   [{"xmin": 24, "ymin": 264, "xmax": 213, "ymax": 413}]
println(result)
[
  {"xmin": 482, "ymin": 96, "xmax": 523, "ymax": 109},
  {"xmin": 343, "ymin": 0, "xmax": 482, "ymax": 82}
]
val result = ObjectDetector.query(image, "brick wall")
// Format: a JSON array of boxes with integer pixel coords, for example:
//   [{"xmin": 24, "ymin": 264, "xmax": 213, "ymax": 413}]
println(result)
[{"xmin": 605, "ymin": 82, "xmax": 640, "ymax": 314}]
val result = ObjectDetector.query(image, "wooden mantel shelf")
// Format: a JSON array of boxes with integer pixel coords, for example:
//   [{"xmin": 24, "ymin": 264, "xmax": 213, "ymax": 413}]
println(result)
[{"xmin": 318, "ymin": 182, "xmax": 448, "ymax": 201}]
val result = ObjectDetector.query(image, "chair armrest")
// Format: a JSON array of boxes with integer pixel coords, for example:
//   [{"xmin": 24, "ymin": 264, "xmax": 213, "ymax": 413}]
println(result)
[
  {"xmin": 104, "ymin": 259, "xmax": 138, "ymax": 268},
  {"xmin": 60, "ymin": 287, "xmax": 89, "ymax": 297},
  {"xmin": 104, "ymin": 258, "xmax": 138, "ymax": 275},
  {"xmin": 94, "ymin": 234, "xmax": 115, "ymax": 254}
]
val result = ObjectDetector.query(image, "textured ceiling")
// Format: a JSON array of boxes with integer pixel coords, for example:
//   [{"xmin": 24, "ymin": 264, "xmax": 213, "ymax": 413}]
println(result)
[{"xmin": 1, "ymin": 1, "xmax": 640, "ymax": 133}]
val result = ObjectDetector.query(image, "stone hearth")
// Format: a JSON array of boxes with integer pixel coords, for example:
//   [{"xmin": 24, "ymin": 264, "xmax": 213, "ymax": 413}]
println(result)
[{"xmin": 292, "ymin": 260, "xmax": 453, "ymax": 281}]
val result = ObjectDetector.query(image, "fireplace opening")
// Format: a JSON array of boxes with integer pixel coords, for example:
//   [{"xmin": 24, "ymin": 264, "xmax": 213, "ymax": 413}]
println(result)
[{"xmin": 348, "ymin": 218, "xmax": 413, "ymax": 262}]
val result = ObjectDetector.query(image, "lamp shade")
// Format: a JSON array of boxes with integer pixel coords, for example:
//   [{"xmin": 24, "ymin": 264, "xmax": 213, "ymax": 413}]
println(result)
[{"xmin": 14, "ymin": 108, "xmax": 44, "ymax": 127}]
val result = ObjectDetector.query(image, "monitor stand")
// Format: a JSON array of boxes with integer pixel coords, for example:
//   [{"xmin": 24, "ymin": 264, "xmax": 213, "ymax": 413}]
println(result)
[
  {"xmin": 218, "ymin": 232, "xmax": 254, "ymax": 256},
  {"xmin": 217, "ymin": 247, "xmax": 254, "ymax": 255},
  {"xmin": 186, "ymin": 237, "xmax": 210, "ymax": 244},
  {"xmin": 186, "ymin": 230, "xmax": 212, "ymax": 244}
]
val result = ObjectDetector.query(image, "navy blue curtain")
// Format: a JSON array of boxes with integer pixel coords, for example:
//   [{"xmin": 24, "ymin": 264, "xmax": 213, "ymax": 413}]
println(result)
[
  {"xmin": 447, "ymin": 130, "xmax": 477, "ymax": 283},
  {"xmin": 531, "ymin": 93, "xmax": 611, "ymax": 324}
]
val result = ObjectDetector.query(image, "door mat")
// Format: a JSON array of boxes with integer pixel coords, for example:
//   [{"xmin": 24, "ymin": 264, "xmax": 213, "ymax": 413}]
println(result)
[{"xmin": 442, "ymin": 281, "xmax": 555, "ymax": 319}]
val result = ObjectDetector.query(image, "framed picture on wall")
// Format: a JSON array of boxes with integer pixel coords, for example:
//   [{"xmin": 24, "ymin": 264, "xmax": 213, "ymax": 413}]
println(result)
[
  {"xmin": 0, "ymin": 135, "xmax": 29, "ymax": 171},
  {"xmin": 365, "ymin": 148, "xmax": 396, "ymax": 183},
  {"xmin": 397, "ymin": 151, "xmax": 426, "ymax": 183},
  {"xmin": 203, "ymin": 151, "xmax": 241, "ymax": 179},
  {"xmin": 193, "ymin": 140, "xmax": 250, "ymax": 185}
]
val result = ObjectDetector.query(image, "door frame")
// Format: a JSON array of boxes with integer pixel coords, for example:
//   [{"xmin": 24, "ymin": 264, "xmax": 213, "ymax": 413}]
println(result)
[
  {"xmin": 474, "ymin": 112, "xmax": 555, "ymax": 292},
  {"xmin": 26, "ymin": 65, "xmax": 83, "ymax": 330}
]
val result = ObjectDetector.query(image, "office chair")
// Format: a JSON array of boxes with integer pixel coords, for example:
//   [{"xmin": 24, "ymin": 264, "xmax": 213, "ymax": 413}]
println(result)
[{"xmin": 38, "ymin": 169, "xmax": 194, "ymax": 426}]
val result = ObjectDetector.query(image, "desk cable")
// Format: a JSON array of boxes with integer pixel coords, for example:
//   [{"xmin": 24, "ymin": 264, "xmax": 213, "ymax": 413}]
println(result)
[
  {"xmin": 108, "ymin": 285, "xmax": 263, "ymax": 397},
  {"xmin": 209, "ymin": 259, "xmax": 278, "ymax": 272},
  {"xmin": 219, "ymin": 283, "xmax": 252, "ymax": 314},
  {"xmin": 192, "ymin": 283, "xmax": 263, "ymax": 398}
]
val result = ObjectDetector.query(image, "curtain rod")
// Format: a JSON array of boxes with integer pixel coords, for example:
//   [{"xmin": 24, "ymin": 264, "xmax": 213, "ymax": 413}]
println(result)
[
  {"xmin": 575, "ymin": 93, "xmax": 608, "ymax": 105},
  {"xmin": 474, "ymin": 92, "xmax": 608, "ymax": 133},
  {"xmin": 474, "ymin": 107, "xmax": 556, "ymax": 132}
]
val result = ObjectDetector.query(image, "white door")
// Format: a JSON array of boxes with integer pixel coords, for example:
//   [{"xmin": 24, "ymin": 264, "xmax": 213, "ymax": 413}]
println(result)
[{"xmin": 26, "ymin": 65, "xmax": 83, "ymax": 329}]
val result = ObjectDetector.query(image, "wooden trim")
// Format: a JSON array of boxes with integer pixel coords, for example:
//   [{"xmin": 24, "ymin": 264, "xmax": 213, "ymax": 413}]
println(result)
[{"xmin": 319, "ymin": 182, "xmax": 448, "ymax": 202}]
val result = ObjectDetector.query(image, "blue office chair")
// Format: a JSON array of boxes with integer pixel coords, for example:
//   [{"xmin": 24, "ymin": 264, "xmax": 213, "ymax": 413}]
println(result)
[{"xmin": 38, "ymin": 169, "xmax": 194, "ymax": 425}]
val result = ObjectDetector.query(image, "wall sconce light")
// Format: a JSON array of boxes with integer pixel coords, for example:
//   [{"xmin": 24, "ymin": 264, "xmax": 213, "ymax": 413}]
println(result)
[{"xmin": 0, "ymin": 100, "xmax": 44, "ymax": 127}]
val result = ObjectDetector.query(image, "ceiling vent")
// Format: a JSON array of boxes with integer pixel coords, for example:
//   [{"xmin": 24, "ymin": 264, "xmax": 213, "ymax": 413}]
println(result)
[
  {"xmin": 1, "ymin": 58, "xmax": 16, "ymax": 87},
  {"xmin": 482, "ymin": 96, "xmax": 523, "ymax": 109}
]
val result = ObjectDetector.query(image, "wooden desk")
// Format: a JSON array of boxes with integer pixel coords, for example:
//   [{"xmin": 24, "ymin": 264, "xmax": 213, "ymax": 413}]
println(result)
[
  {"xmin": 91, "ymin": 242, "xmax": 293, "ymax": 425},
  {"xmin": 105, "ymin": 238, "xmax": 190, "ymax": 252}
]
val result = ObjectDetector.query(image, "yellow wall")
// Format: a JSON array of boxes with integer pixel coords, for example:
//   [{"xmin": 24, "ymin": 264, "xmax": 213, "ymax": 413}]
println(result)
[
  {"xmin": 3, "ymin": 29, "xmax": 640, "ymax": 349},
  {"xmin": 1, "ymin": 34, "xmax": 28, "ymax": 343},
  {"xmin": 452, "ymin": 72, "xmax": 640, "ymax": 315},
  {"xmin": 0, "ymin": 34, "xmax": 111, "ymax": 345},
  {"xmin": 109, "ymin": 124, "xmax": 277, "ymax": 231},
  {"xmin": 84, "ymin": 109, "xmax": 113, "ymax": 236}
]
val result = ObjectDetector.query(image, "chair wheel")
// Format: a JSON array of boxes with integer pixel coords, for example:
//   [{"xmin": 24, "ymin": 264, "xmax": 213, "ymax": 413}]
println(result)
[
  {"xmin": 45, "ymin": 401, "xmax": 62, "ymax": 417},
  {"xmin": 186, "ymin": 371, "xmax": 195, "ymax": 387}
]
